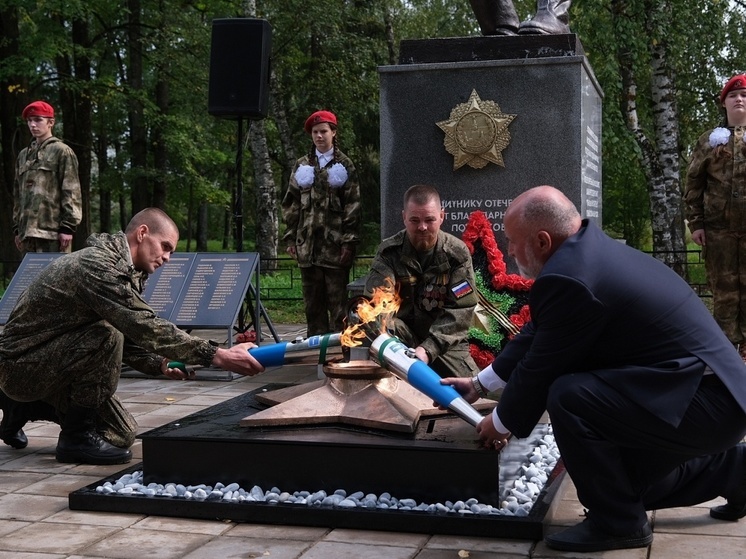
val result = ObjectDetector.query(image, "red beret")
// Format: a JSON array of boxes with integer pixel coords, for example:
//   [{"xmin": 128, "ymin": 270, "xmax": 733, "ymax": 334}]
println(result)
[
  {"xmin": 304, "ymin": 110, "xmax": 337, "ymax": 134},
  {"xmin": 22, "ymin": 101, "xmax": 55, "ymax": 119},
  {"xmin": 720, "ymin": 75, "xmax": 746, "ymax": 104}
]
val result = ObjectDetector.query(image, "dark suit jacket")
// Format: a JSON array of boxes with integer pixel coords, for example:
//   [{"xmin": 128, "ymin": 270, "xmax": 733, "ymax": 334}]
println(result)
[{"xmin": 492, "ymin": 220, "xmax": 746, "ymax": 438}]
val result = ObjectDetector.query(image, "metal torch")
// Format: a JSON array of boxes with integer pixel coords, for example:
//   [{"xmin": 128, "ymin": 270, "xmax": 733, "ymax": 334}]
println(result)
[
  {"xmin": 369, "ymin": 332, "xmax": 485, "ymax": 427},
  {"xmin": 246, "ymin": 333, "xmax": 342, "ymax": 367}
]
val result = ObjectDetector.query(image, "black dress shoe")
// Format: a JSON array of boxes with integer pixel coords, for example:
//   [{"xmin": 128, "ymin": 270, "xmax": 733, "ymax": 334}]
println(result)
[
  {"xmin": 545, "ymin": 518, "xmax": 653, "ymax": 552},
  {"xmin": 1, "ymin": 428, "xmax": 28, "ymax": 450},
  {"xmin": 711, "ymin": 501, "xmax": 746, "ymax": 521}
]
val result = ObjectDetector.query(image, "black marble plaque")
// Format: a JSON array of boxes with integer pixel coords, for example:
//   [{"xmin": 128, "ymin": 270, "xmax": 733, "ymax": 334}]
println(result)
[
  {"xmin": 143, "ymin": 252, "xmax": 258, "ymax": 329},
  {"xmin": 0, "ymin": 253, "xmax": 63, "ymax": 325}
]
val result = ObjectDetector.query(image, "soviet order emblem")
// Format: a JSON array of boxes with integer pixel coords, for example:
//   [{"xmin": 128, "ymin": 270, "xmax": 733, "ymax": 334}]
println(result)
[{"xmin": 436, "ymin": 89, "xmax": 516, "ymax": 170}]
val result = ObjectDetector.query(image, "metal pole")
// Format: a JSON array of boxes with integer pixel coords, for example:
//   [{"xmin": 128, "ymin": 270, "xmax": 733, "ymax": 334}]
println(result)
[{"xmin": 235, "ymin": 117, "xmax": 244, "ymax": 252}]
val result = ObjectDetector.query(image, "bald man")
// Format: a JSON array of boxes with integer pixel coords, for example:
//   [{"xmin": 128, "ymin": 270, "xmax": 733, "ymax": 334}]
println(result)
[
  {"xmin": 444, "ymin": 186, "xmax": 746, "ymax": 552},
  {"xmin": 0, "ymin": 208, "xmax": 264, "ymax": 465}
]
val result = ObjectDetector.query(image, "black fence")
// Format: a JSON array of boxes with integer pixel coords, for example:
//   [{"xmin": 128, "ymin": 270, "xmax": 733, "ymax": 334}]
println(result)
[{"xmin": 0, "ymin": 251, "xmax": 710, "ymax": 304}]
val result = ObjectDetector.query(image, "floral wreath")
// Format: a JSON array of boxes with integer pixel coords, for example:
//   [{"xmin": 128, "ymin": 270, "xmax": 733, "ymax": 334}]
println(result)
[{"xmin": 461, "ymin": 210, "xmax": 533, "ymax": 368}]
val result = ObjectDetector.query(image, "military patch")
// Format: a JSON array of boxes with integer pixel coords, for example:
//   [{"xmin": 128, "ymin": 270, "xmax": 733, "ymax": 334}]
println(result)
[{"xmin": 451, "ymin": 280, "xmax": 473, "ymax": 299}]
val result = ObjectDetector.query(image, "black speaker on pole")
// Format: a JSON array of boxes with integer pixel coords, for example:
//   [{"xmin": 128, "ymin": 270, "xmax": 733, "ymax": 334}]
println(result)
[{"xmin": 208, "ymin": 18, "xmax": 272, "ymax": 119}]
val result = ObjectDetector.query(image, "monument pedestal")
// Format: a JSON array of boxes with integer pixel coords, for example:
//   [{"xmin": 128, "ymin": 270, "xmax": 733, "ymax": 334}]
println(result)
[{"xmin": 379, "ymin": 34, "xmax": 602, "ymax": 269}]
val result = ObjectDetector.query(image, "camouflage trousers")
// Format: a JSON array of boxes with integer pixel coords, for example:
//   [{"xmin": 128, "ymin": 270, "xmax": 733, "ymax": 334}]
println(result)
[
  {"xmin": 388, "ymin": 318, "xmax": 479, "ymax": 378},
  {"xmin": 0, "ymin": 320, "xmax": 136, "ymax": 448},
  {"xmin": 703, "ymin": 229, "xmax": 746, "ymax": 345},
  {"xmin": 20, "ymin": 237, "xmax": 71, "ymax": 254},
  {"xmin": 300, "ymin": 265, "xmax": 351, "ymax": 336}
]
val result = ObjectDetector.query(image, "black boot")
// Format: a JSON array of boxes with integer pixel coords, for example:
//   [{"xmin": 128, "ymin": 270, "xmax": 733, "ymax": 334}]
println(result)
[
  {"xmin": 0, "ymin": 389, "xmax": 29, "ymax": 449},
  {"xmin": 56, "ymin": 404, "xmax": 132, "ymax": 465},
  {"xmin": 519, "ymin": 0, "xmax": 572, "ymax": 35}
]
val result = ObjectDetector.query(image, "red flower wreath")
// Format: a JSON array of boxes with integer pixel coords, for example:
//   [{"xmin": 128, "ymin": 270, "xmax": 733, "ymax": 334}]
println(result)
[{"xmin": 462, "ymin": 210, "xmax": 533, "ymax": 367}]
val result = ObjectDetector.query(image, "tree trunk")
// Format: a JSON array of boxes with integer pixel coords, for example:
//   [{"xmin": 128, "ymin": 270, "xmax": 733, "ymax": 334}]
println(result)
[
  {"xmin": 248, "ymin": 120, "xmax": 279, "ymax": 270},
  {"xmin": 270, "ymin": 68, "xmax": 296, "ymax": 190},
  {"xmin": 0, "ymin": 4, "xmax": 25, "ymax": 271},
  {"xmin": 646, "ymin": 0, "xmax": 687, "ymax": 276},
  {"xmin": 128, "ymin": 0, "xmax": 149, "ymax": 213},
  {"xmin": 197, "ymin": 201, "xmax": 209, "ymax": 251},
  {"xmin": 613, "ymin": 0, "xmax": 686, "ymax": 277}
]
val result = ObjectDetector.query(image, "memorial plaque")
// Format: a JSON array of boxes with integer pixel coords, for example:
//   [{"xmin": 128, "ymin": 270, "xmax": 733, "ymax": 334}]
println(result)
[
  {"xmin": 141, "ymin": 253, "xmax": 196, "ymax": 320},
  {"xmin": 168, "ymin": 253, "xmax": 258, "ymax": 329},
  {"xmin": 0, "ymin": 253, "xmax": 63, "ymax": 325}
]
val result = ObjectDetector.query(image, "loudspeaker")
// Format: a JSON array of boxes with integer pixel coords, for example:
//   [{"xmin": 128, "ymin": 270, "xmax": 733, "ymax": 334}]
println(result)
[{"xmin": 208, "ymin": 18, "xmax": 272, "ymax": 119}]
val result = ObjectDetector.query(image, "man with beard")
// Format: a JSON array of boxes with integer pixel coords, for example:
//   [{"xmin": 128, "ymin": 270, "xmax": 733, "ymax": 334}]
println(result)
[
  {"xmin": 364, "ymin": 184, "xmax": 479, "ymax": 378},
  {"xmin": 442, "ymin": 185, "xmax": 746, "ymax": 552}
]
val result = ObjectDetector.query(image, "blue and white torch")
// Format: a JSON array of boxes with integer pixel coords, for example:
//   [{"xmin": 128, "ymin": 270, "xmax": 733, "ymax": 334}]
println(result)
[
  {"xmin": 369, "ymin": 333, "xmax": 485, "ymax": 427},
  {"xmin": 247, "ymin": 333, "xmax": 342, "ymax": 367}
]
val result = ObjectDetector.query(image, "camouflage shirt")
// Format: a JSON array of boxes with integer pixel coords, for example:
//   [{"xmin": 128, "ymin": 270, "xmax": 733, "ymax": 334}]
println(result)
[
  {"xmin": 281, "ymin": 148, "xmax": 361, "ymax": 268},
  {"xmin": 0, "ymin": 232, "xmax": 217, "ymax": 375},
  {"xmin": 364, "ymin": 230, "xmax": 478, "ymax": 361},
  {"xmin": 13, "ymin": 136, "xmax": 82, "ymax": 240},
  {"xmin": 685, "ymin": 126, "xmax": 746, "ymax": 233}
]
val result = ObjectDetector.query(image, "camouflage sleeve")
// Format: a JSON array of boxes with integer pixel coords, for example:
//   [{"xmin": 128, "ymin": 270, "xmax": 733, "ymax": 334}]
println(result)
[
  {"xmin": 420, "ymin": 242, "xmax": 478, "ymax": 360},
  {"xmin": 12, "ymin": 150, "xmax": 25, "ymax": 235},
  {"xmin": 683, "ymin": 132, "xmax": 711, "ymax": 234},
  {"xmin": 57, "ymin": 146, "xmax": 82, "ymax": 233},
  {"xmin": 364, "ymin": 250, "xmax": 395, "ymax": 296},
  {"xmin": 122, "ymin": 339, "xmax": 167, "ymax": 376},
  {"xmin": 76, "ymin": 252, "xmax": 218, "ymax": 367},
  {"xmin": 339, "ymin": 158, "xmax": 361, "ymax": 246},
  {"xmin": 281, "ymin": 160, "xmax": 302, "ymax": 247}
]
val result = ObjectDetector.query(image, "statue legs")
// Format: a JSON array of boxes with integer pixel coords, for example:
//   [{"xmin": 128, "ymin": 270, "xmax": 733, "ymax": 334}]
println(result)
[
  {"xmin": 519, "ymin": 0, "xmax": 572, "ymax": 35},
  {"xmin": 469, "ymin": 0, "xmax": 520, "ymax": 35},
  {"xmin": 470, "ymin": 0, "xmax": 572, "ymax": 36}
]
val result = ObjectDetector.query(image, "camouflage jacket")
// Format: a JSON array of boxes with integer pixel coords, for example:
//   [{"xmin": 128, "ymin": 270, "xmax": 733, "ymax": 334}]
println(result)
[
  {"xmin": 364, "ymin": 230, "xmax": 478, "ymax": 362},
  {"xmin": 0, "ymin": 232, "xmax": 217, "ymax": 375},
  {"xmin": 685, "ymin": 126, "xmax": 746, "ymax": 233},
  {"xmin": 13, "ymin": 136, "xmax": 82, "ymax": 240},
  {"xmin": 281, "ymin": 149, "xmax": 361, "ymax": 268}
]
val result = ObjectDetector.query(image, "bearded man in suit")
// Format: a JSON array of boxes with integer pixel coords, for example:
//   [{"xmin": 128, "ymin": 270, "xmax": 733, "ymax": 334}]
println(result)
[{"xmin": 444, "ymin": 185, "xmax": 746, "ymax": 552}]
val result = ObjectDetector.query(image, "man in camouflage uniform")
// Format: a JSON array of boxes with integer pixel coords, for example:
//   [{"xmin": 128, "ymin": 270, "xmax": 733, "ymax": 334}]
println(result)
[
  {"xmin": 0, "ymin": 208, "xmax": 264, "ymax": 464},
  {"xmin": 282, "ymin": 110, "xmax": 361, "ymax": 336},
  {"xmin": 685, "ymin": 74, "xmax": 746, "ymax": 358},
  {"xmin": 365, "ymin": 184, "xmax": 480, "ymax": 378},
  {"xmin": 13, "ymin": 101, "xmax": 82, "ymax": 254}
]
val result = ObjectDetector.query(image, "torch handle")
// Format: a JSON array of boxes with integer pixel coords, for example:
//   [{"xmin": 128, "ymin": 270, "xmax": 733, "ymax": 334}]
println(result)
[
  {"xmin": 406, "ymin": 360, "xmax": 463, "ymax": 405},
  {"xmin": 248, "ymin": 343, "xmax": 289, "ymax": 368}
]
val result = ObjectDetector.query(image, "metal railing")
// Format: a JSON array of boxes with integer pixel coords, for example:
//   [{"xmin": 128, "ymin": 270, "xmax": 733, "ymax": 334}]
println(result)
[{"xmin": 0, "ymin": 251, "xmax": 710, "ymax": 302}]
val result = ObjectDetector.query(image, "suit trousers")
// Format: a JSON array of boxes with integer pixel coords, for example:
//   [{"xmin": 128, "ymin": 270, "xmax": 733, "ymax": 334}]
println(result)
[{"xmin": 547, "ymin": 367, "xmax": 746, "ymax": 535}]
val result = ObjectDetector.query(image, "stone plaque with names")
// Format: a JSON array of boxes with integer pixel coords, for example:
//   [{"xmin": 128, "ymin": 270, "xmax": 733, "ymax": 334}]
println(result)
[
  {"xmin": 143, "ymin": 253, "xmax": 258, "ymax": 329},
  {"xmin": 0, "ymin": 253, "xmax": 63, "ymax": 325}
]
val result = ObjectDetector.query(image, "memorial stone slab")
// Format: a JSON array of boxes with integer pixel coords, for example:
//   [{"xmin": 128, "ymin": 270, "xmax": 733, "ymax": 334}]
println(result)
[{"xmin": 379, "ymin": 34, "xmax": 602, "ymax": 273}]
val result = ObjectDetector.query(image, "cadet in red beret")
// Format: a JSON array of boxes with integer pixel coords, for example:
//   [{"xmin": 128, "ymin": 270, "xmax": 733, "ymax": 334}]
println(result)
[
  {"xmin": 685, "ymin": 74, "xmax": 746, "ymax": 361},
  {"xmin": 21, "ymin": 100, "xmax": 55, "ymax": 120},
  {"xmin": 281, "ymin": 111, "xmax": 362, "ymax": 337},
  {"xmin": 13, "ymin": 100, "xmax": 81, "ymax": 255}
]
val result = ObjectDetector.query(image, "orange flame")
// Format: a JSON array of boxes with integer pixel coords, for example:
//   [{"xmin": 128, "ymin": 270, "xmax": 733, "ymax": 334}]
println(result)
[{"xmin": 340, "ymin": 279, "xmax": 401, "ymax": 347}]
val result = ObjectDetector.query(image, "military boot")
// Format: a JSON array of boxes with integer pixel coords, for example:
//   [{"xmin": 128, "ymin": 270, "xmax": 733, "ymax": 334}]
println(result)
[
  {"xmin": 469, "ymin": 0, "xmax": 520, "ymax": 35},
  {"xmin": 519, "ymin": 0, "xmax": 572, "ymax": 34},
  {"xmin": 0, "ymin": 389, "xmax": 29, "ymax": 449},
  {"xmin": 55, "ymin": 404, "xmax": 132, "ymax": 465}
]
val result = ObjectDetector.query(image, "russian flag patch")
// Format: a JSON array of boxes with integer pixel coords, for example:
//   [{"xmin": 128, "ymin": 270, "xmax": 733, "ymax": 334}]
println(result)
[{"xmin": 451, "ymin": 280, "xmax": 473, "ymax": 299}]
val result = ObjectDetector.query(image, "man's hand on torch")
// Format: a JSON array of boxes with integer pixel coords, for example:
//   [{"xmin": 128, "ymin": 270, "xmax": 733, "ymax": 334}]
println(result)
[
  {"xmin": 212, "ymin": 342, "xmax": 265, "ymax": 377},
  {"xmin": 477, "ymin": 415, "xmax": 512, "ymax": 451},
  {"xmin": 439, "ymin": 376, "xmax": 480, "ymax": 403}
]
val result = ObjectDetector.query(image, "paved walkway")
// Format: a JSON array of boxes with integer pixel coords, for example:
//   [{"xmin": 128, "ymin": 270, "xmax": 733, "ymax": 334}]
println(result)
[{"xmin": 0, "ymin": 325, "xmax": 744, "ymax": 558}]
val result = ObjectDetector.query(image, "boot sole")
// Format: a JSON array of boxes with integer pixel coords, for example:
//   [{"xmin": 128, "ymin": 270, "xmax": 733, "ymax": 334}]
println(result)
[{"xmin": 55, "ymin": 450, "xmax": 132, "ymax": 465}]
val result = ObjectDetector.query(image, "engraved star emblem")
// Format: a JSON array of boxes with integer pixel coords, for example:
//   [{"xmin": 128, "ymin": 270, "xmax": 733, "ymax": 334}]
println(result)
[{"xmin": 437, "ymin": 89, "xmax": 516, "ymax": 170}]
